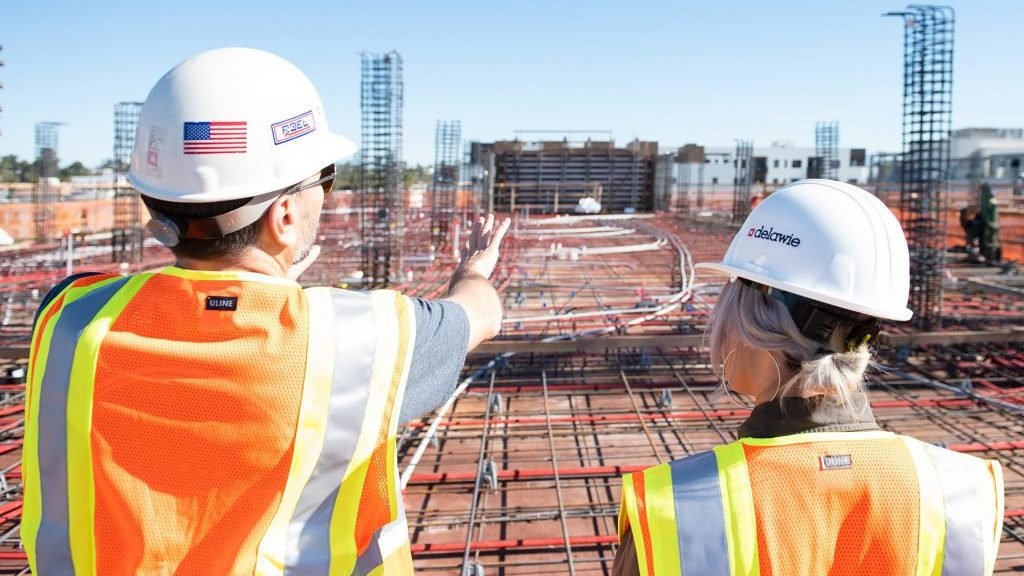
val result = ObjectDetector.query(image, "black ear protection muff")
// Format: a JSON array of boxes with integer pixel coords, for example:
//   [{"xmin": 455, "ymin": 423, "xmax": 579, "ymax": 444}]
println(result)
[
  {"xmin": 145, "ymin": 215, "xmax": 182, "ymax": 247},
  {"xmin": 738, "ymin": 278, "xmax": 881, "ymax": 353}
]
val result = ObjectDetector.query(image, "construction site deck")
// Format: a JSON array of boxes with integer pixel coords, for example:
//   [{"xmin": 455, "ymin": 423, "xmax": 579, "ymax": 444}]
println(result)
[{"xmin": 0, "ymin": 208, "xmax": 1021, "ymax": 574}]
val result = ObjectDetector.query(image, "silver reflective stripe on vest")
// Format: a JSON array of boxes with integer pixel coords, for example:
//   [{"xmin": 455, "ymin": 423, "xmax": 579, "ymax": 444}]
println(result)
[
  {"xmin": 285, "ymin": 290, "xmax": 377, "ymax": 574},
  {"xmin": 670, "ymin": 450, "xmax": 730, "ymax": 575},
  {"xmin": 353, "ymin": 528, "xmax": 383, "ymax": 576},
  {"xmin": 924, "ymin": 444, "xmax": 986, "ymax": 576},
  {"xmin": 36, "ymin": 277, "xmax": 129, "ymax": 575}
]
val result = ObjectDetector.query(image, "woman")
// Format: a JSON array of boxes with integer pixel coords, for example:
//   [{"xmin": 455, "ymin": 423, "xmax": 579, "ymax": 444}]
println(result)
[{"xmin": 614, "ymin": 180, "xmax": 1003, "ymax": 576}]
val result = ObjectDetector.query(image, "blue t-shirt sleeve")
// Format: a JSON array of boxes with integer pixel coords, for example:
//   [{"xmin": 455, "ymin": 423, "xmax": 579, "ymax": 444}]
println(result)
[{"xmin": 398, "ymin": 298, "xmax": 471, "ymax": 425}]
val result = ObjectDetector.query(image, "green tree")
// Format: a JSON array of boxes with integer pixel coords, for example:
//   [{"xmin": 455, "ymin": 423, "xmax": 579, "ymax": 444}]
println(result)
[
  {"xmin": 0, "ymin": 154, "xmax": 36, "ymax": 183},
  {"xmin": 403, "ymin": 163, "xmax": 431, "ymax": 189},
  {"xmin": 59, "ymin": 161, "xmax": 93, "ymax": 180},
  {"xmin": 95, "ymin": 158, "xmax": 123, "ymax": 172},
  {"xmin": 333, "ymin": 162, "xmax": 359, "ymax": 190}
]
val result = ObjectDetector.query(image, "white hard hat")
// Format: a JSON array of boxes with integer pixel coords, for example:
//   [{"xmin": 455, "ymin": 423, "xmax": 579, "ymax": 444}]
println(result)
[
  {"xmin": 697, "ymin": 179, "xmax": 912, "ymax": 322},
  {"xmin": 128, "ymin": 47, "xmax": 356, "ymax": 204}
]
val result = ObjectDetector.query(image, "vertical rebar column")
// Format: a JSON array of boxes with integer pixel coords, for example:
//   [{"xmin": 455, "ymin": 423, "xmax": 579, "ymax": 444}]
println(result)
[
  {"xmin": 112, "ymin": 102, "xmax": 143, "ymax": 263},
  {"xmin": 33, "ymin": 122, "xmax": 63, "ymax": 243},
  {"xmin": 815, "ymin": 121, "xmax": 839, "ymax": 180},
  {"xmin": 732, "ymin": 139, "xmax": 753, "ymax": 223},
  {"xmin": 430, "ymin": 120, "xmax": 461, "ymax": 250},
  {"xmin": 674, "ymin": 161, "xmax": 690, "ymax": 215},
  {"xmin": 359, "ymin": 51, "xmax": 403, "ymax": 287},
  {"xmin": 677, "ymin": 144, "xmax": 704, "ymax": 216},
  {"xmin": 653, "ymin": 154, "xmax": 674, "ymax": 212},
  {"xmin": 885, "ymin": 5, "xmax": 954, "ymax": 328}
]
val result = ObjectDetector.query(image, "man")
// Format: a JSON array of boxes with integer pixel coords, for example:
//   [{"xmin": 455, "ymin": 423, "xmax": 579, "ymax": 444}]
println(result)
[{"xmin": 23, "ymin": 47, "xmax": 509, "ymax": 575}]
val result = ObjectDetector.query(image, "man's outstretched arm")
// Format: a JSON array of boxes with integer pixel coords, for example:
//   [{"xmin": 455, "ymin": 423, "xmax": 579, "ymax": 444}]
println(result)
[
  {"xmin": 397, "ymin": 214, "xmax": 511, "ymax": 425},
  {"xmin": 444, "ymin": 214, "xmax": 511, "ymax": 351}
]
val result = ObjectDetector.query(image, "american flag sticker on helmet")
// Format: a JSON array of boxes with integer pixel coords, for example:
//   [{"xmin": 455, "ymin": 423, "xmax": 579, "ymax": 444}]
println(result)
[{"xmin": 183, "ymin": 121, "xmax": 247, "ymax": 154}]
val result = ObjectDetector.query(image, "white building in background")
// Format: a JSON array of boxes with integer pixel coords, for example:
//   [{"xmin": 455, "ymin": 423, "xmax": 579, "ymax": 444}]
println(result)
[
  {"xmin": 694, "ymin": 142, "xmax": 869, "ymax": 190},
  {"xmin": 69, "ymin": 168, "xmax": 125, "ymax": 200},
  {"xmin": 950, "ymin": 127, "xmax": 1024, "ymax": 182}
]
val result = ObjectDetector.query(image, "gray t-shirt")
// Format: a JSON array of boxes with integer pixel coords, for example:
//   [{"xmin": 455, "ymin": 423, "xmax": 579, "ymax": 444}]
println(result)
[{"xmin": 399, "ymin": 297, "xmax": 471, "ymax": 425}]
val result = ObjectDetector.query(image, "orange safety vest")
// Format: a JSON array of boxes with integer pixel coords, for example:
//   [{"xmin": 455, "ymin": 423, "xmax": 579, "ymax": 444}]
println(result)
[
  {"xmin": 23, "ymin": 267, "xmax": 417, "ymax": 575},
  {"xmin": 619, "ymin": 430, "xmax": 1004, "ymax": 576}
]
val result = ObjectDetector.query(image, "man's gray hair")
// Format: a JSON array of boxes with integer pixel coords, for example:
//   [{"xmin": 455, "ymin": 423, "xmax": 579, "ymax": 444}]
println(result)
[{"xmin": 707, "ymin": 280, "xmax": 871, "ymax": 410}]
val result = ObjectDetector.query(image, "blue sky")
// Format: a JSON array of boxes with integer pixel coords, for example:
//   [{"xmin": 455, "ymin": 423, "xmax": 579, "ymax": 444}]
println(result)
[{"xmin": 1, "ymin": 0, "xmax": 1022, "ymax": 168}]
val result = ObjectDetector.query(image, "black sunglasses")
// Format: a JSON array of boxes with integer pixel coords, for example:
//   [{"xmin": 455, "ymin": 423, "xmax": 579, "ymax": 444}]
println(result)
[{"xmin": 285, "ymin": 164, "xmax": 336, "ymax": 196}]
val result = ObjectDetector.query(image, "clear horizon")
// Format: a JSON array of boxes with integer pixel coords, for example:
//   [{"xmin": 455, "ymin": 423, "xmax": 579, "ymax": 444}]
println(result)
[{"xmin": 1, "ymin": 0, "xmax": 1022, "ymax": 170}]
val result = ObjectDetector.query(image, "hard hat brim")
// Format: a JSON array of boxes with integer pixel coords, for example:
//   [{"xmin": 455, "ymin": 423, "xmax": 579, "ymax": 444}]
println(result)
[
  {"xmin": 695, "ymin": 261, "xmax": 914, "ymax": 322},
  {"xmin": 131, "ymin": 130, "xmax": 358, "ymax": 203}
]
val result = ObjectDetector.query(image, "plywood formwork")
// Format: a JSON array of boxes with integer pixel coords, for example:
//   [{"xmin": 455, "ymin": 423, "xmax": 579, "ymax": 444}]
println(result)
[{"xmin": 492, "ymin": 141, "xmax": 657, "ymax": 215}]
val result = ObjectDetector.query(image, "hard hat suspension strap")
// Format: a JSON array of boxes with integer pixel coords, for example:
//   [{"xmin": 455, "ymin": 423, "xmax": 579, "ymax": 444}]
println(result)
[
  {"xmin": 143, "ymin": 189, "xmax": 283, "ymax": 244},
  {"xmin": 739, "ymin": 278, "xmax": 881, "ymax": 353}
]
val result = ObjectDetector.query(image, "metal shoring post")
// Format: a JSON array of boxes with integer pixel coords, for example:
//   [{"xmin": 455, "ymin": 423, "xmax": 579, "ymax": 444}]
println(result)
[
  {"xmin": 566, "ymin": 386, "xmax": 618, "ymax": 563},
  {"xmin": 616, "ymin": 359, "xmax": 666, "ymax": 464},
  {"xmin": 871, "ymin": 365, "xmax": 1008, "ymax": 450},
  {"xmin": 880, "ymin": 361, "xmax": 1024, "ymax": 537},
  {"xmin": 884, "ymin": 364, "xmax": 1024, "ymax": 415},
  {"xmin": 631, "ymin": 353, "xmax": 694, "ymax": 459},
  {"xmin": 541, "ymin": 368, "xmax": 577, "ymax": 575},
  {"xmin": 658, "ymin": 348, "xmax": 733, "ymax": 444},
  {"xmin": 0, "ymin": 518, "xmax": 19, "ymax": 546},
  {"xmin": 461, "ymin": 370, "xmax": 497, "ymax": 576}
]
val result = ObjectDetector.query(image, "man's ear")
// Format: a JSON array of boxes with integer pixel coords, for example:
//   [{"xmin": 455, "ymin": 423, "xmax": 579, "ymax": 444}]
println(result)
[{"xmin": 262, "ymin": 194, "xmax": 301, "ymax": 251}]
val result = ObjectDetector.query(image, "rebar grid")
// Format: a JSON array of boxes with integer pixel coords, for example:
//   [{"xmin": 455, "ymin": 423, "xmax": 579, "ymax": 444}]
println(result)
[{"xmin": 0, "ymin": 212, "xmax": 1019, "ymax": 573}]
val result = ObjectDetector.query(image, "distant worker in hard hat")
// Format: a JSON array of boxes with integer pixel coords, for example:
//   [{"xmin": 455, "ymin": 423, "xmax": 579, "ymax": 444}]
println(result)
[
  {"xmin": 614, "ymin": 180, "xmax": 1004, "ymax": 576},
  {"xmin": 23, "ymin": 48, "xmax": 509, "ymax": 575},
  {"xmin": 980, "ymin": 182, "xmax": 1002, "ymax": 263}
]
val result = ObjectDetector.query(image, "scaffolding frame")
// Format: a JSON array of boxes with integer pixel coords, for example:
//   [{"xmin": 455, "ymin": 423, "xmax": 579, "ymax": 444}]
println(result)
[
  {"xmin": 112, "ymin": 102, "xmax": 144, "ymax": 264},
  {"xmin": 732, "ymin": 139, "xmax": 753, "ymax": 223},
  {"xmin": 32, "ymin": 122, "xmax": 63, "ymax": 243},
  {"xmin": 652, "ymin": 154, "xmax": 674, "ymax": 212},
  {"xmin": 885, "ymin": 5, "xmax": 955, "ymax": 328},
  {"xmin": 359, "ymin": 52, "xmax": 404, "ymax": 287},
  {"xmin": 675, "ymin": 162, "xmax": 691, "ymax": 215},
  {"xmin": 815, "ymin": 121, "xmax": 840, "ymax": 181},
  {"xmin": 430, "ymin": 120, "xmax": 461, "ymax": 251},
  {"xmin": 677, "ymin": 145, "xmax": 705, "ymax": 215}
]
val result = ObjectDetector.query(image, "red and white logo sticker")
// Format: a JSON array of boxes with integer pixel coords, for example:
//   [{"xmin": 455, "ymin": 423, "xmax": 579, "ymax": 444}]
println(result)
[{"xmin": 271, "ymin": 110, "xmax": 316, "ymax": 145}]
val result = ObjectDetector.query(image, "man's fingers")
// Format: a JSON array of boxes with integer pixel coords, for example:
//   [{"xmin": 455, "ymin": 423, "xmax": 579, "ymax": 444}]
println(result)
[
  {"xmin": 488, "ymin": 218, "xmax": 511, "ymax": 252},
  {"xmin": 484, "ymin": 213, "xmax": 497, "ymax": 245},
  {"xmin": 470, "ymin": 217, "xmax": 482, "ymax": 250}
]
